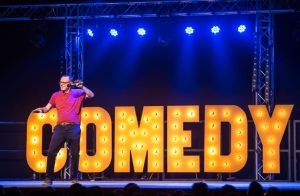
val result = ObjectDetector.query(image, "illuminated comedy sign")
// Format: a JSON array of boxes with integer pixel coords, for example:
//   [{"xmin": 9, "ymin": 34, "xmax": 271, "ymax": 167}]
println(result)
[{"xmin": 26, "ymin": 105, "xmax": 293, "ymax": 174}]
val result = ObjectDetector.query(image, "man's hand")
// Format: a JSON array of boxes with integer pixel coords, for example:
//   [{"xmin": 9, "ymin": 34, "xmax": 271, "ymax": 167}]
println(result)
[
  {"xmin": 74, "ymin": 80, "xmax": 84, "ymax": 88},
  {"xmin": 32, "ymin": 107, "xmax": 44, "ymax": 113}
]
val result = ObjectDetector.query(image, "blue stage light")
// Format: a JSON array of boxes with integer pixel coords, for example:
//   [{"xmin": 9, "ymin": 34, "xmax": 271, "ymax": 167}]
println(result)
[
  {"xmin": 211, "ymin": 26, "xmax": 220, "ymax": 34},
  {"xmin": 137, "ymin": 28, "xmax": 146, "ymax": 36},
  {"xmin": 238, "ymin": 25, "xmax": 246, "ymax": 33},
  {"xmin": 185, "ymin": 27, "xmax": 194, "ymax": 35},
  {"xmin": 87, "ymin": 29, "xmax": 94, "ymax": 37},
  {"xmin": 110, "ymin": 29, "xmax": 118, "ymax": 37}
]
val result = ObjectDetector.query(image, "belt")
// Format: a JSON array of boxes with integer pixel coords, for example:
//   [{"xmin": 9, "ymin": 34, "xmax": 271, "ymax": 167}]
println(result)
[{"xmin": 58, "ymin": 122, "xmax": 75, "ymax": 126}]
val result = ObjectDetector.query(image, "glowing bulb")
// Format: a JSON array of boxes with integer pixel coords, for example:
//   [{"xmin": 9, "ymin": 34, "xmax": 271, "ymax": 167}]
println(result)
[
  {"xmin": 119, "ymin": 136, "xmax": 126, "ymax": 143},
  {"xmin": 131, "ymin": 130, "xmax": 136, "ymax": 136},
  {"xmin": 209, "ymin": 136, "xmax": 215, "ymax": 141},
  {"xmin": 101, "ymin": 124, "xmax": 107, "ymax": 130},
  {"xmin": 120, "ymin": 124, "xmax": 126, "ymax": 130},
  {"xmin": 224, "ymin": 111, "xmax": 229, "ymax": 116},
  {"xmin": 144, "ymin": 117, "xmax": 150, "ymax": 123},
  {"xmin": 31, "ymin": 125, "xmax": 37, "ymax": 131},
  {"xmin": 187, "ymin": 110, "xmax": 195, "ymax": 117},
  {"xmin": 120, "ymin": 112, "xmax": 126, "ymax": 118},
  {"xmin": 128, "ymin": 117, "xmax": 134, "ymax": 123},
  {"xmin": 101, "ymin": 137, "xmax": 107, "ymax": 143},
  {"xmin": 153, "ymin": 111, "xmax": 159, "ymax": 117},
  {"xmin": 174, "ymin": 111, "xmax": 181, "ymax": 117},
  {"xmin": 95, "ymin": 161, "xmax": 101, "ymax": 167},
  {"xmin": 257, "ymin": 111, "xmax": 263, "ymax": 117},
  {"xmin": 279, "ymin": 111, "xmax": 285, "ymax": 117},
  {"xmin": 94, "ymin": 113, "xmax": 100, "ymax": 119},
  {"xmin": 262, "ymin": 123, "xmax": 267, "ymax": 130},
  {"xmin": 209, "ymin": 147, "xmax": 216, "ymax": 155},
  {"xmin": 153, "ymin": 149, "xmax": 159, "ymax": 154},
  {"xmin": 101, "ymin": 149, "xmax": 107, "ymax": 155},
  {"xmin": 31, "ymin": 137, "xmax": 38, "ymax": 144},
  {"xmin": 172, "ymin": 148, "xmax": 178, "ymax": 154},
  {"xmin": 236, "ymin": 117, "xmax": 243, "ymax": 123},
  {"xmin": 172, "ymin": 136, "xmax": 178, "ymax": 142},
  {"xmin": 37, "ymin": 161, "xmax": 44, "ymax": 168},
  {"xmin": 119, "ymin": 149, "xmax": 125, "ymax": 155},
  {"xmin": 32, "ymin": 150, "xmax": 37, "ymax": 155},
  {"xmin": 209, "ymin": 111, "xmax": 215, "ymax": 116},
  {"xmin": 172, "ymin": 123, "xmax": 178, "ymax": 129},
  {"xmin": 142, "ymin": 130, "xmax": 147, "ymax": 135},
  {"xmin": 268, "ymin": 137, "xmax": 274, "ymax": 143}
]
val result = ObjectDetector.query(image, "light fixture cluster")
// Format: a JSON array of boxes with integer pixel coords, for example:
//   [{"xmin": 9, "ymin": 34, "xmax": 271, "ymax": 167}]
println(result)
[{"xmin": 86, "ymin": 24, "xmax": 247, "ymax": 38}]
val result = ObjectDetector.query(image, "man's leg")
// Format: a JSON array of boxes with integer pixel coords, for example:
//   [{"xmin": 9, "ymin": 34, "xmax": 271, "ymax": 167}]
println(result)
[
  {"xmin": 66, "ymin": 124, "xmax": 81, "ymax": 181},
  {"xmin": 45, "ymin": 125, "xmax": 66, "ymax": 180}
]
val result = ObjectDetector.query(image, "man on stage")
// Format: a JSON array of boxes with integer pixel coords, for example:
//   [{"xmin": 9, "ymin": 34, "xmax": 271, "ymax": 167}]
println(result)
[{"xmin": 33, "ymin": 75, "xmax": 94, "ymax": 185}]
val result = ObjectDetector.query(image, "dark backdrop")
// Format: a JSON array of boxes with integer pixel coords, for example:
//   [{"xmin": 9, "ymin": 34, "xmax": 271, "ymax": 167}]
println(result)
[{"xmin": 0, "ymin": 13, "xmax": 299, "ymax": 179}]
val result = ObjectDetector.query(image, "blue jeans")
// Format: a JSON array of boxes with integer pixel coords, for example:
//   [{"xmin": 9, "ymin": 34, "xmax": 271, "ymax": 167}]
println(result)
[{"xmin": 46, "ymin": 124, "xmax": 81, "ymax": 180}]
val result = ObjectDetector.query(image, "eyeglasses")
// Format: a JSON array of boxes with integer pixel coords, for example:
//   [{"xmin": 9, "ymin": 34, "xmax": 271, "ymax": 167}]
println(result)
[{"xmin": 59, "ymin": 81, "xmax": 70, "ymax": 84}]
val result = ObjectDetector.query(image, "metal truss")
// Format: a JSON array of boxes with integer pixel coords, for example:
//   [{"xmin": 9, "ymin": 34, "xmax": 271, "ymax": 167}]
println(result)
[
  {"xmin": 252, "ymin": 0, "xmax": 275, "ymax": 181},
  {"xmin": 64, "ymin": 18, "xmax": 84, "ymax": 178},
  {"xmin": 0, "ymin": 0, "xmax": 298, "ymax": 21},
  {"xmin": 65, "ymin": 17, "xmax": 84, "ymax": 80},
  {"xmin": 63, "ymin": 143, "xmax": 71, "ymax": 180}
]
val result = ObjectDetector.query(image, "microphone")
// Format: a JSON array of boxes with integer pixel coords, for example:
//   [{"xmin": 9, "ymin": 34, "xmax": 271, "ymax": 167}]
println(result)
[{"xmin": 67, "ymin": 80, "xmax": 83, "ymax": 88}]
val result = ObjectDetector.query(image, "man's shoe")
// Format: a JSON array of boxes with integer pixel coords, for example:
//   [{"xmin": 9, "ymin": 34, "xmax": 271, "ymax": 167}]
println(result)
[
  {"xmin": 42, "ymin": 178, "xmax": 53, "ymax": 186},
  {"xmin": 71, "ymin": 178, "xmax": 78, "ymax": 184}
]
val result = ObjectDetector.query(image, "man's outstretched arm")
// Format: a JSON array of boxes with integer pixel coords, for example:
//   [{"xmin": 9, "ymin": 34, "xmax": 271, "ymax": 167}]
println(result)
[{"xmin": 32, "ymin": 103, "xmax": 52, "ymax": 113}]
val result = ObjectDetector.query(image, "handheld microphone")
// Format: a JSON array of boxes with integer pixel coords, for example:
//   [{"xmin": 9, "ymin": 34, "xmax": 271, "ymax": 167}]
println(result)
[{"xmin": 67, "ymin": 80, "xmax": 83, "ymax": 88}]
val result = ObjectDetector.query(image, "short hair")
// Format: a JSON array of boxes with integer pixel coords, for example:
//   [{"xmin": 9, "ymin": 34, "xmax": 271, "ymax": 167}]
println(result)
[{"xmin": 60, "ymin": 75, "xmax": 73, "ymax": 82}]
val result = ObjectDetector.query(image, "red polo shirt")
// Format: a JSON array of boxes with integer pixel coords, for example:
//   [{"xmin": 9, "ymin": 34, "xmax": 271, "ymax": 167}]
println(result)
[{"xmin": 49, "ymin": 89, "xmax": 86, "ymax": 124}]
